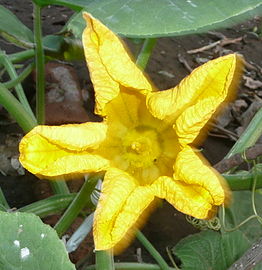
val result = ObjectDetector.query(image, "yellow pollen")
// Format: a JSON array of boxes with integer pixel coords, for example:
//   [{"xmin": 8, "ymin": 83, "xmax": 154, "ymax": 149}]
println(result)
[{"xmin": 131, "ymin": 142, "xmax": 145, "ymax": 153}]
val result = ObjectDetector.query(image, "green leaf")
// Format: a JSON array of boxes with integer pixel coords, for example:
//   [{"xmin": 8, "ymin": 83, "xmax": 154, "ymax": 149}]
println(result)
[
  {"xmin": 222, "ymin": 190, "xmax": 262, "ymax": 242},
  {"xmin": 173, "ymin": 230, "xmax": 250, "ymax": 270},
  {"xmin": 32, "ymin": 0, "xmax": 93, "ymax": 10},
  {"xmin": 0, "ymin": 211, "xmax": 75, "ymax": 270},
  {"xmin": 0, "ymin": 5, "xmax": 34, "ymax": 48},
  {"xmin": 63, "ymin": 0, "xmax": 262, "ymax": 38}
]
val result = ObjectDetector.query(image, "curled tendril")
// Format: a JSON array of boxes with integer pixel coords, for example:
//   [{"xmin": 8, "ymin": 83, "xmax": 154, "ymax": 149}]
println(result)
[{"xmin": 186, "ymin": 216, "xmax": 221, "ymax": 231}]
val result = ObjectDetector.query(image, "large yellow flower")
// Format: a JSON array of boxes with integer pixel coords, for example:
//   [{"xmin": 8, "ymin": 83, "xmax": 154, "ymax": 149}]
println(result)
[{"xmin": 19, "ymin": 13, "xmax": 243, "ymax": 251}]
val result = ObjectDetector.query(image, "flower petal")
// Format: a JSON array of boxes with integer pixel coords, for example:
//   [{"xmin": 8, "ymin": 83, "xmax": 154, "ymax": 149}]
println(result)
[
  {"xmin": 94, "ymin": 168, "xmax": 154, "ymax": 251},
  {"xmin": 20, "ymin": 122, "xmax": 107, "ymax": 151},
  {"xmin": 146, "ymin": 54, "xmax": 243, "ymax": 122},
  {"xmin": 174, "ymin": 97, "xmax": 218, "ymax": 145},
  {"xmin": 82, "ymin": 13, "xmax": 152, "ymax": 115},
  {"xmin": 152, "ymin": 176, "xmax": 217, "ymax": 219},
  {"xmin": 173, "ymin": 146, "xmax": 230, "ymax": 207},
  {"xmin": 19, "ymin": 123, "xmax": 109, "ymax": 179}
]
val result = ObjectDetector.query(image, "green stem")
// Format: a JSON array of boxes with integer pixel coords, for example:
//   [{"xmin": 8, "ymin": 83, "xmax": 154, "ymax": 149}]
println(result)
[
  {"xmin": 224, "ymin": 172, "xmax": 262, "ymax": 190},
  {"xmin": 3, "ymin": 62, "xmax": 35, "ymax": 89},
  {"xmin": 0, "ymin": 53, "xmax": 36, "ymax": 120},
  {"xmin": 226, "ymin": 107, "xmax": 262, "ymax": 158},
  {"xmin": 7, "ymin": 49, "xmax": 35, "ymax": 64},
  {"xmin": 136, "ymin": 231, "xmax": 170, "ymax": 270},
  {"xmin": 33, "ymin": 4, "xmax": 45, "ymax": 124},
  {"xmin": 85, "ymin": 262, "xmax": 175, "ymax": 270},
  {"xmin": 96, "ymin": 250, "xmax": 115, "ymax": 270},
  {"xmin": 0, "ymin": 187, "xmax": 10, "ymax": 209},
  {"xmin": 136, "ymin": 38, "xmax": 157, "ymax": 70},
  {"xmin": 50, "ymin": 180, "xmax": 70, "ymax": 195},
  {"xmin": 54, "ymin": 175, "xmax": 100, "ymax": 236},
  {"xmin": 18, "ymin": 194, "xmax": 76, "ymax": 217},
  {"xmin": 0, "ymin": 83, "xmax": 37, "ymax": 132}
]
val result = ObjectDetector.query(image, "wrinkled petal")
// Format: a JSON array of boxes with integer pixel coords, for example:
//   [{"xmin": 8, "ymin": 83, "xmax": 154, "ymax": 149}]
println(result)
[
  {"xmin": 82, "ymin": 13, "xmax": 152, "ymax": 115},
  {"xmin": 19, "ymin": 125, "xmax": 109, "ymax": 179},
  {"xmin": 20, "ymin": 122, "xmax": 107, "ymax": 151},
  {"xmin": 174, "ymin": 97, "xmax": 218, "ymax": 145},
  {"xmin": 94, "ymin": 168, "xmax": 154, "ymax": 251},
  {"xmin": 173, "ymin": 146, "xmax": 230, "ymax": 207},
  {"xmin": 152, "ymin": 176, "xmax": 217, "ymax": 219},
  {"xmin": 147, "ymin": 54, "xmax": 243, "ymax": 123}
]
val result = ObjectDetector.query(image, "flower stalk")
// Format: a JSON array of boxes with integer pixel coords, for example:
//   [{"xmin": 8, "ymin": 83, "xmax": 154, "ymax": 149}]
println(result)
[{"xmin": 95, "ymin": 250, "xmax": 115, "ymax": 270}]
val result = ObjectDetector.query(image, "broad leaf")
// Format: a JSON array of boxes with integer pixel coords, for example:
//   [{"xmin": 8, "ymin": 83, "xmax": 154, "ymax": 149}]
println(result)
[
  {"xmin": 0, "ymin": 211, "xmax": 75, "ymax": 270},
  {"xmin": 0, "ymin": 5, "xmax": 34, "ymax": 48},
  {"xmin": 63, "ymin": 0, "xmax": 262, "ymax": 38},
  {"xmin": 173, "ymin": 230, "xmax": 250, "ymax": 270},
  {"xmin": 222, "ymin": 190, "xmax": 262, "ymax": 243}
]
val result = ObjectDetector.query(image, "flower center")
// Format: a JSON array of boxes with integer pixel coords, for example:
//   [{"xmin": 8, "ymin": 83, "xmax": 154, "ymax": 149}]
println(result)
[{"xmin": 122, "ymin": 126, "xmax": 161, "ymax": 169}]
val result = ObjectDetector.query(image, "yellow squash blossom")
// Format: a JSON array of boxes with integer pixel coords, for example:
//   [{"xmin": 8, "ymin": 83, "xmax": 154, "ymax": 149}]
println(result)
[{"xmin": 19, "ymin": 13, "xmax": 243, "ymax": 252}]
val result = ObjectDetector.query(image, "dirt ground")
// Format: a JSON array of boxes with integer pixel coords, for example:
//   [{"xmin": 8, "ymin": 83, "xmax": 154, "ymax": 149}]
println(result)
[{"xmin": 0, "ymin": 0, "xmax": 262, "ymax": 267}]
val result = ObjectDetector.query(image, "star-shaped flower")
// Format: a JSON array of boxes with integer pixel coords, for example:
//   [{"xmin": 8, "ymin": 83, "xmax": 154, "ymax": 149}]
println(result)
[{"xmin": 19, "ymin": 13, "xmax": 243, "ymax": 252}]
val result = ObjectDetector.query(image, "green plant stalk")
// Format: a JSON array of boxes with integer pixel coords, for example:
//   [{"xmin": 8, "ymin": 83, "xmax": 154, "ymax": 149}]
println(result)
[
  {"xmin": 136, "ymin": 38, "xmax": 157, "ymax": 70},
  {"xmin": 1, "ymin": 54, "xmax": 36, "ymax": 120},
  {"xmin": 0, "ymin": 187, "xmax": 10, "ymax": 209},
  {"xmin": 226, "ymin": 107, "xmax": 262, "ymax": 158},
  {"xmin": 51, "ymin": 180, "xmax": 70, "ymax": 195},
  {"xmin": 8, "ymin": 49, "xmax": 35, "ymax": 63},
  {"xmin": 224, "ymin": 172, "xmax": 262, "ymax": 190},
  {"xmin": 96, "ymin": 250, "xmax": 115, "ymax": 270},
  {"xmin": 33, "ymin": 4, "xmax": 45, "ymax": 124},
  {"xmin": 54, "ymin": 175, "xmax": 99, "ymax": 236},
  {"xmin": 136, "ymin": 231, "xmax": 171, "ymax": 270},
  {"xmin": 85, "ymin": 263, "xmax": 176, "ymax": 270},
  {"xmin": 0, "ymin": 83, "xmax": 37, "ymax": 132},
  {"xmin": 18, "ymin": 194, "xmax": 76, "ymax": 217},
  {"xmin": 4, "ymin": 62, "xmax": 35, "ymax": 89}
]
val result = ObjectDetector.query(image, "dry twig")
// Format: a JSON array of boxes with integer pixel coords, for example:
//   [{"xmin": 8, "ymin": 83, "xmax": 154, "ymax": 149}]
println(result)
[
  {"xmin": 187, "ymin": 37, "xmax": 242, "ymax": 54},
  {"xmin": 214, "ymin": 144, "xmax": 262, "ymax": 173}
]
